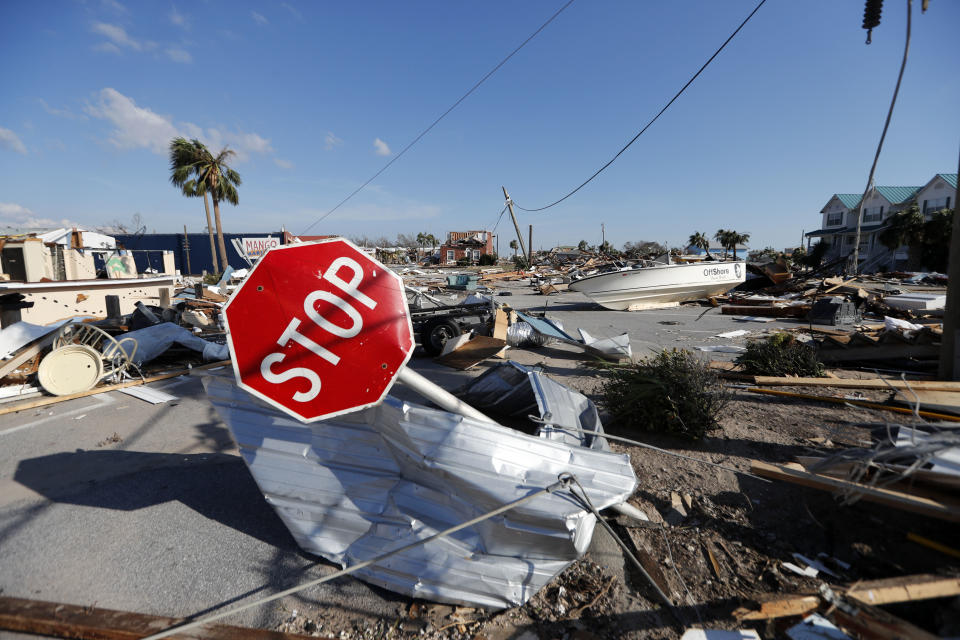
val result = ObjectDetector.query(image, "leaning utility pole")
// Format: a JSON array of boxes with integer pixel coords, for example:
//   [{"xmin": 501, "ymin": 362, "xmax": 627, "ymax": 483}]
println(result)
[
  {"xmin": 501, "ymin": 187, "xmax": 528, "ymax": 265},
  {"xmin": 528, "ymin": 224, "xmax": 533, "ymax": 267},
  {"xmin": 938, "ymin": 148, "xmax": 960, "ymax": 380}
]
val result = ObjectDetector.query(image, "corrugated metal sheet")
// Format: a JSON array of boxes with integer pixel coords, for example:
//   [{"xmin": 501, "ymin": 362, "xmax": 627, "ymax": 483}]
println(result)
[{"xmin": 203, "ymin": 370, "xmax": 637, "ymax": 609}]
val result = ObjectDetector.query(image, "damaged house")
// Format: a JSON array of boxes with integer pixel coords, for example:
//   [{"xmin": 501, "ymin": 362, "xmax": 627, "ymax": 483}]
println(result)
[{"xmin": 438, "ymin": 230, "xmax": 494, "ymax": 264}]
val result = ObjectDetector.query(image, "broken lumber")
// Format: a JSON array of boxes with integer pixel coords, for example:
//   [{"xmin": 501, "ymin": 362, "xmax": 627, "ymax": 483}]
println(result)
[
  {"xmin": 745, "ymin": 387, "xmax": 960, "ymax": 422},
  {"xmin": 746, "ymin": 376, "xmax": 960, "ymax": 392},
  {"xmin": 0, "ymin": 360, "xmax": 231, "ymax": 417},
  {"xmin": 733, "ymin": 594, "xmax": 820, "ymax": 621},
  {"xmin": 0, "ymin": 595, "xmax": 327, "ymax": 640},
  {"xmin": 750, "ymin": 460, "xmax": 960, "ymax": 522},
  {"xmin": 846, "ymin": 574, "xmax": 960, "ymax": 606}
]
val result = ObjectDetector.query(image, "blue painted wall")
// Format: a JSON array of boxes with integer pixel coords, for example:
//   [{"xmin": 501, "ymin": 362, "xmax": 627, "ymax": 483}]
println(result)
[{"xmin": 113, "ymin": 232, "xmax": 282, "ymax": 275}]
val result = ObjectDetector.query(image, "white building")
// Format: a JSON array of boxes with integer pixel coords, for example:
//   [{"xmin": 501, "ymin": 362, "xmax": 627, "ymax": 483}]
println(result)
[{"xmin": 805, "ymin": 173, "xmax": 956, "ymax": 271}]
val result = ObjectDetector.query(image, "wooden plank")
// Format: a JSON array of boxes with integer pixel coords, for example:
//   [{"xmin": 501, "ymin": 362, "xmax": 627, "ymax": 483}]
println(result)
[
  {"xmin": 847, "ymin": 574, "xmax": 960, "ymax": 605},
  {"xmin": 0, "ymin": 360, "xmax": 232, "ymax": 417},
  {"xmin": 749, "ymin": 376, "xmax": 960, "ymax": 391},
  {"xmin": 750, "ymin": 460, "xmax": 960, "ymax": 522},
  {"xmin": 0, "ymin": 333, "xmax": 56, "ymax": 379},
  {"xmin": 830, "ymin": 600, "xmax": 939, "ymax": 640},
  {"xmin": 0, "ymin": 595, "xmax": 328, "ymax": 640},
  {"xmin": 745, "ymin": 388, "xmax": 960, "ymax": 422},
  {"xmin": 733, "ymin": 594, "xmax": 820, "ymax": 620}
]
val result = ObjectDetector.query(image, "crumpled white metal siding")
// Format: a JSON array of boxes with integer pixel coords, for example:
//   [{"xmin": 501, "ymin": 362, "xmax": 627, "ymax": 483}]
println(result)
[{"xmin": 203, "ymin": 371, "xmax": 636, "ymax": 609}]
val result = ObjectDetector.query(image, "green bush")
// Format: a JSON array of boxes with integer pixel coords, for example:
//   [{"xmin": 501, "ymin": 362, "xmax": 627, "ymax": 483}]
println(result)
[
  {"xmin": 601, "ymin": 349, "xmax": 729, "ymax": 439},
  {"xmin": 512, "ymin": 256, "xmax": 529, "ymax": 270},
  {"xmin": 735, "ymin": 332, "xmax": 825, "ymax": 377},
  {"xmin": 456, "ymin": 256, "xmax": 473, "ymax": 266},
  {"xmin": 478, "ymin": 253, "xmax": 497, "ymax": 266}
]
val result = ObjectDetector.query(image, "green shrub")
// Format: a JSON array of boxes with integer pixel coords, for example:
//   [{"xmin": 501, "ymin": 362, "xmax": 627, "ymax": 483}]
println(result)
[
  {"xmin": 478, "ymin": 253, "xmax": 497, "ymax": 266},
  {"xmin": 456, "ymin": 256, "xmax": 473, "ymax": 266},
  {"xmin": 601, "ymin": 349, "xmax": 729, "ymax": 439},
  {"xmin": 735, "ymin": 332, "xmax": 825, "ymax": 377}
]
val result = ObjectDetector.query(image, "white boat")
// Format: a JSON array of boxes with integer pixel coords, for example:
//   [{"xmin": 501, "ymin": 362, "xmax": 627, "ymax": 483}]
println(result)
[{"xmin": 569, "ymin": 259, "xmax": 746, "ymax": 311}]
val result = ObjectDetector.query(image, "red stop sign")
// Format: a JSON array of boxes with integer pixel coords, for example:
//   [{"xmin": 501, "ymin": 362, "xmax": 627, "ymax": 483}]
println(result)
[{"xmin": 223, "ymin": 238, "xmax": 414, "ymax": 422}]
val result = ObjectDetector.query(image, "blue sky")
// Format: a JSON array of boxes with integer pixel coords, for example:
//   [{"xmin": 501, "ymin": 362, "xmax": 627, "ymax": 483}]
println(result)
[{"xmin": 1, "ymin": 0, "xmax": 957, "ymax": 252}]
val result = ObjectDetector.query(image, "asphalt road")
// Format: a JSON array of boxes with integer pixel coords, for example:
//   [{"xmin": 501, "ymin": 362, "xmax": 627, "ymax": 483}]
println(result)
[{"xmin": 0, "ymin": 283, "xmax": 800, "ymax": 636}]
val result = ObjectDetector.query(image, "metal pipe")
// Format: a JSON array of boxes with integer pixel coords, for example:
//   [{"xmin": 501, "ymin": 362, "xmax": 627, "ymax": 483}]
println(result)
[{"xmin": 397, "ymin": 367, "xmax": 500, "ymax": 425}]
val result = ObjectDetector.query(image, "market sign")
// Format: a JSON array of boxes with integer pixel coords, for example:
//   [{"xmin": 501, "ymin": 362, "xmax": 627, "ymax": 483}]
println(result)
[{"xmin": 241, "ymin": 236, "xmax": 281, "ymax": 260}]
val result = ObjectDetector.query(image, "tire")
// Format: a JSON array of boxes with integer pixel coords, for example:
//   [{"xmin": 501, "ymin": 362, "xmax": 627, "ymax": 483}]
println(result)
[{"xmin": 422, "ymin": 320, "xmax": 461, "ymax": 356}]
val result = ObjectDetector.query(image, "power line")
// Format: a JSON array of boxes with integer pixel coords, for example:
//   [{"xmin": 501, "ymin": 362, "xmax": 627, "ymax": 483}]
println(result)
[
  {"xmin": 299, "ymin": 0, "xmax": 578, "ymax": 236},
  {"xmin": 513, "ymin": 0, "xmax": 767, "ymax": 213}
]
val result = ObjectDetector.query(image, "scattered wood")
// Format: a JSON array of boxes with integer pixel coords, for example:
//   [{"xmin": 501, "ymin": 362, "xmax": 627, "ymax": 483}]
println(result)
[
  {"xmin": 846, "ymin": 574, "xmax": 960, "ymax": 606},
  {"xmin": 733, "ymin": 594, "xmax": 820, "ymax": 621},
  {"xmin": 745, "ymin": 377, "xmax": 960, "ymax": 392},
  {"xmin": 905, "ymin": 532, "xmax": 960, "ymax": 560},
  {"xmin": 829, "ymin": 598, "xmax": 939, "ymax": 640},
  {"xmin": 0, "ymin": 360, "xmax": 232, "ymax": 417},
  {"xmin": 0, "ymin": 595, "xmax": 327, "ymax": 640},
  {"xmin": 745, "ymin": 387, "xmax": 960, "ymax": 422},
  {"xmin": 750, "ymin": 460, "xmax": 960, "ymax": 522}
]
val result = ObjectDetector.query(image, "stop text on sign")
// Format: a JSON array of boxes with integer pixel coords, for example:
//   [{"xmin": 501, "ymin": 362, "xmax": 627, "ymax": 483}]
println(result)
[
  {"xmin": 259, "ymin": 256, "xmax": 376, "ymax": 403},
  {"xmin": 224, "ymin": 238, "xmax": 415, "ymax": 423}
]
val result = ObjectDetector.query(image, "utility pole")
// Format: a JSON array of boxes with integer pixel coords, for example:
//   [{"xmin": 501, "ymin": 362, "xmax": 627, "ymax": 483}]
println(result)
[
  {"xmin": 938, "ymin": 147, "xmax": 960, "ymax": 380},
  {"xmin": 528, "ymin": 224, "xmax": 533, "ymax": 267},
  {"xmin": 501, "ymin": 187, "xmax": 528, "ymax": 266},
  {"xmin": 183, "ymin": 224, "xmax": 192, "ymax": 275},
  {"xmin": 601, "ymin": 223, "xmax": 605, "ymax": 249}
]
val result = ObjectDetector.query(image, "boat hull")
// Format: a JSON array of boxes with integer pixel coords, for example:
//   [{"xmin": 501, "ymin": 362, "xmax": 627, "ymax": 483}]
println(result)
[{"xmin": 569, "ymin": 261, "xmax": 745, "ymax": 311}]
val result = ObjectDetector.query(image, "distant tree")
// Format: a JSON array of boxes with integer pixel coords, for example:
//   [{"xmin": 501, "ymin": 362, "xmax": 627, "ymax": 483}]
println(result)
[
  {"xmin": 509, "ymin": 239, "xmax": 519, "ymax": 257},
  {"xmin": 748, "ymin": 246, "xmax": 778, "ymax": 262},
  {"xmin": 802, "ymin": 240, "xmax": 829, "ymax": 268},
  {"xmin": 169, "ymin": 137, "xmax": 220, "ymax": 273},
  {"xmin": 730, "ymin": 232, "xmax": 750, "ymax": 259},
  {"xmin": 577, "ymin": 239, "xmax": 589, "ymax": 251},
  {"xmin": 921, "ymin": 209, "xmax": 953, "ymax": 271},
  {"xmin": 395, "ymin": 233, "xmax": 417, "ymax": 248},
  {"xmin": 714, "ymin": 229, "xmax": 731, "ymax": 258},
  {"xmin": 688, "ymin": 231, "xmax": 710, "ymax": 254}
]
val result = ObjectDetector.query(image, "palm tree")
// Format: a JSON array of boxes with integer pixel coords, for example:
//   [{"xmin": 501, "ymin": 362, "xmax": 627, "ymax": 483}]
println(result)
[
  {"xmin": 730, "ymin": 232, "xmax": 750, "ymax": 259},
  {"xmin": 168, "ymin": 137, "xmax": 241, "ymax": 271},
  {"xmin": 714, "ymin": 229, "xmax": 731, "ymax": 258},
  {"xmin": 509, "ymin": 239, "xmax": 519, "ymax": 257},
  {"xmin": 688, "ymin": 231, "xmax": 709, "ymax": 255},
  {"xmin": 169, "ymin": 138, "xmax": 219, "ymax": 273}
]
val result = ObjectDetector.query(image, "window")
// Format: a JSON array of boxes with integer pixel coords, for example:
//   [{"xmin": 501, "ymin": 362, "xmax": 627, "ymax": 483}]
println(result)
[
  {"xmin": 472, "ymin": 250, "xmax": 480, "ymax": 261},
  {"xmin": 826, "ymin": 212, "xmax": 843, "ymax": 226},
  {"xmin": 924, "ymin": 197, "xmax": 950, "ymax": 213},
  {"xmin": 845, "ymin": 235, "xmax": 855, "ymax": 245},
  {"xmin": 863, "ymin": 206, "xmax": 883, "ymax": 223},
  {"xmin": 446, "ymin": 249, "xmax": 455, "ymax": 262}
]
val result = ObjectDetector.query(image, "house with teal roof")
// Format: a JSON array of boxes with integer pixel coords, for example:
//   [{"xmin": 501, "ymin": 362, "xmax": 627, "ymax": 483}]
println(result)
[{"xmin": 805, "ymin": 172, "xmax": 956, "ymax": 270}]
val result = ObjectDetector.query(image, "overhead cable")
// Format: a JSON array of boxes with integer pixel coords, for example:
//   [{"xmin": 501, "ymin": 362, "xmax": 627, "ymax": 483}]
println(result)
[
  {"xmin": 513, "ymin": 0, "xmax": 767, "ymax": 213},
  {"xmin": 298, "ymin": 0, "xmax": 577, "ymax": 235}
]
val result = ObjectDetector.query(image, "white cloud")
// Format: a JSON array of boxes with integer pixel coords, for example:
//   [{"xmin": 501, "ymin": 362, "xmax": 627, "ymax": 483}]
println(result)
[
  {"xmin": 373, "ymin": 138, "xmax": 391, "ymax": 156},
  {"xmin": 0, "ymin": 203, "xmax": 74, "ymax": 229},
  {"xmin": 325, "ymin": 131, "xmax": 343, "ymax": 150},
  {"xmin": 0, "ymin": 127, "xmax": 27, "ymax": 154},
  {"xmin": 91, "ymin": 22, "xmax": 142, "ymax": 50},
  {"xmin": 274, "ymin": 158, "xmax": 294, "ymax": 169},
  {"xmin": 85, "ymin": 88, "xmax": 274, "ymax": 161},
  {"xmin": 101, "ymin": 0, "xmax": 128, "ymax": 13},
  {"xmin": 169, "ymin": 6, "xmax": 187, "ymax": 28},
  {"xmin": 281, "ymin": 2, "xmax": 303, "ymax": 21},
  {"xmin": 165, "ymin": 47, "xmax": 192, "ymax": 63},
  {"xmin": 94, "ymin": 41, "xmax": 123, "ymax": 55},
  {"xmin": 251, "ymin": 11, "xmax": 268, "ymax": 25},
  {"xmin": 38, "ymin": 98, "xmax": 82, "ymax": 120}
]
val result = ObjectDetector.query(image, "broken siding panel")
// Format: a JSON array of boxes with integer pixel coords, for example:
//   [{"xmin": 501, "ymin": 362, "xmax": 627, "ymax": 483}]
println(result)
[{"xmin": 203, "ymin": 372, "xmax": 636, "ymax": 609}]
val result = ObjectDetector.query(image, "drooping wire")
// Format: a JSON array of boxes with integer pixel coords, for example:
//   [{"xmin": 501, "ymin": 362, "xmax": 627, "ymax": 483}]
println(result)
[
  {"xmin": 512, "ymin": 0, "xmax": 767, "ymax": 213},
  {"xmin": 298, "ymin": 0, "xmax": 577, "ymax": 236},
  {"xmin": 489, "ymin": 204, "xmax": 508, "ymax": 233},
  {"xmin": 849, "ymin": 0, "xmax": 911, "ymax": 274}
]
